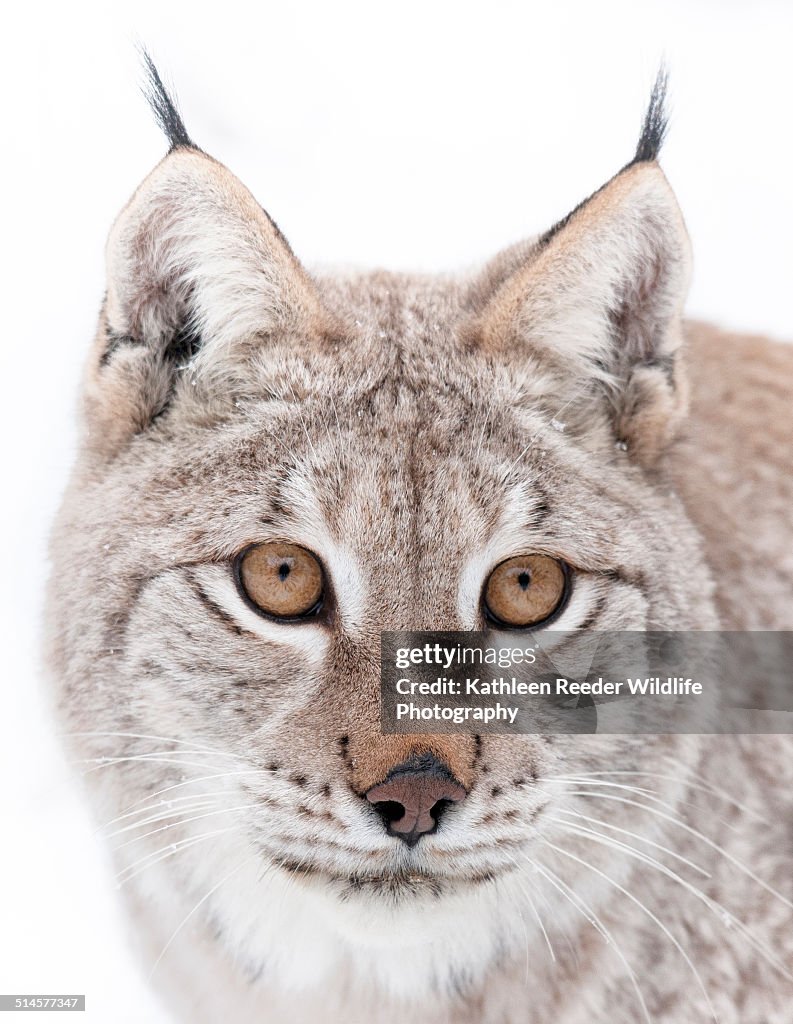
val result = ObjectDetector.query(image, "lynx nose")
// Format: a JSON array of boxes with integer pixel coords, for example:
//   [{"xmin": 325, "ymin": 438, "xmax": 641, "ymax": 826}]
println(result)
[{"xmin": 365, "ymin": 754, "xmax": 467, "ymax": 846}]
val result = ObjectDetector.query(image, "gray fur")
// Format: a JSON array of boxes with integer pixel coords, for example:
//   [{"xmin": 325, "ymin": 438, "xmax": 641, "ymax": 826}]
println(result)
[{"xmin": 45, "ymin": 133, "xmax": 793, "ymax": 1022}]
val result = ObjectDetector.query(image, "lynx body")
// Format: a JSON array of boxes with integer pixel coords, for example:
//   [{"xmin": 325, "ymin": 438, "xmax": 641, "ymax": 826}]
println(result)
[{"xmin": 46, "ymin": 64, "xmax": 793, "ymax": 1022}]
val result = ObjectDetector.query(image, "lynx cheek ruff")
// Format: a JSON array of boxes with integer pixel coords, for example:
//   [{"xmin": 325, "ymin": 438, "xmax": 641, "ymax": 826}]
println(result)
[{"xmin": 45, "ymin": 51, "xmax": 793, "ymax": 1024}]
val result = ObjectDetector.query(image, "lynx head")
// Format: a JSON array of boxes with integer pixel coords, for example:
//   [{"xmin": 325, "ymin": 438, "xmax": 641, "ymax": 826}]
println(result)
[{"xmin": 47, "ymin": 59, "xmax": 716, "ymax": 1003}]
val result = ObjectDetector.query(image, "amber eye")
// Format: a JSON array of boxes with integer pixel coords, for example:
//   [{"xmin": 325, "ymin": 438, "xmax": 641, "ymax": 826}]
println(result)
[
  {"xmin": 483, "ymin": 554, "xmax": 569, "ymax": 628},
  {"xmin": 235, "ymin": 542, "xmax": 324, "ymax": 619}
]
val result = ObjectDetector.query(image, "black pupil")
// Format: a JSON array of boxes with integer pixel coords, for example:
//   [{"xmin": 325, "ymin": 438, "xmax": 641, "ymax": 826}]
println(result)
[
  {"xmin": 278, "ymin": 562, "xmax": 291, "ymax": 582},
  {"xmin": 517, "ymin": 571, "xmax": 531, "ymax": 590}
]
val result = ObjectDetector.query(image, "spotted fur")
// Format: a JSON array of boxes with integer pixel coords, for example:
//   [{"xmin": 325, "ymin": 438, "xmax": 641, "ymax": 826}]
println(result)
[{"xmin": 45, "ymin": 67, "xmax": 793, "ymax": 1023}]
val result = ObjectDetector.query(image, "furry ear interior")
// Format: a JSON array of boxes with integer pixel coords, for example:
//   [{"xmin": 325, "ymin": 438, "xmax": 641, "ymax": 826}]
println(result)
[
  {"xmin": 477, "ymin": 160, "xmax": 692, "ymax": 466},
  {"xmin": 104, "ymin": 146, "xmax": 327, "ymax": 361},
  {"xmin": 85, "ymin": 147, "xmax": 330, "ymax": 453}
]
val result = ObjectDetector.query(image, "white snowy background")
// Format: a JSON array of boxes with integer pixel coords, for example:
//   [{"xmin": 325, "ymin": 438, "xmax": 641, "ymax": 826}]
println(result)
[{"xmin": 1, "ymin": 1, "xmax": 791, "ymax": 1021}]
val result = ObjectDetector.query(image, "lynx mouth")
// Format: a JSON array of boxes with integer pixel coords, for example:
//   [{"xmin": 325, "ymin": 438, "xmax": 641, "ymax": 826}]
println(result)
[{"xmin": 270, "ymin": 854, "xmax": 513, "ymax": 897}]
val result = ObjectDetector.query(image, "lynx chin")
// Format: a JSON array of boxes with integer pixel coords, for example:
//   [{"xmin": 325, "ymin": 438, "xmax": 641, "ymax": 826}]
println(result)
[{"xmin": 46, "ymin": 55, "xmax": 793, "ymax": 1023}]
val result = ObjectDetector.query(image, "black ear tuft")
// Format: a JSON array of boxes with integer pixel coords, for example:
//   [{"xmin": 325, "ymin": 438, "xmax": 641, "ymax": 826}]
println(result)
[
  {"xmin": 139, "ymin": 48, "xmax": 195, "ymax": 151},
  {"xmin": 632, "ymin": 65, "xmax": 669, "ymax": 164}
]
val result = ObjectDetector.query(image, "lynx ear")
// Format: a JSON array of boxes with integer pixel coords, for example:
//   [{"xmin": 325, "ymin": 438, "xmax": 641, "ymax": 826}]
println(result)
[
  {"xmin": 85, "ymin": 58, "xmax": 330, "ymax": 454},
  {"xmin": 479, "ymin": 161, "xmax": 691, "ymax": 466},
  {"xmin": 105, "ymin": 147, "xmax": 326, "ymax": 357},
  {"xmin": 477, "ymin": 74, "xmax": 692, "ymax": 466}
]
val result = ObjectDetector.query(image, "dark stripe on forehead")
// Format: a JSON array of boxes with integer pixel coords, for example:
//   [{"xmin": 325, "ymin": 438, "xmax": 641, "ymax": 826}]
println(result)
[
  {"xmin": 531, "ymin": 500, "xmax": 551, "ymax": 525},
  {"xmin": 525, "ymin": 481, "xmax": 553, "ymax": 526}
]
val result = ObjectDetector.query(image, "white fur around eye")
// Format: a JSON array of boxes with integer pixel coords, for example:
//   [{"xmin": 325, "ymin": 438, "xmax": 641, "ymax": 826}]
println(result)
[
  {"xmin": 457, "ymin": 549, "xmax": 495, "ymax": 627},
  {"xmin": 459, "ymin": 545, "xmax": 606, "ymax": 636},
  {"xmin": 315, "ymin": 540, "xmax": 366, "ymax": 638},
  {"xmin": 542, "ymin": 573, "xmax": 601, "ymax": 633},
  {"xmin": 193, "ymin": 566, "xmax": 329, "ymax": 666},
  {"xmin": 277, "ymin": 476, "xmax": 367, "ymax": 638},
  {"xmin": 456, "ymin": 485, "xmax": 569, "ymax": 628}
]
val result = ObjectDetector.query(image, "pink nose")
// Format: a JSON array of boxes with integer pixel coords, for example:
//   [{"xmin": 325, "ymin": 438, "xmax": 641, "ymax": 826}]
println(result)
[{"xmin": 365, "ymin": 755, "xmax": 467, "ymax": 846}]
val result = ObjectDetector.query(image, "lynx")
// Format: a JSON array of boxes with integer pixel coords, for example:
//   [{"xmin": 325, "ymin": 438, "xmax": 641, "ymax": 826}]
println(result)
[{"xmin": 45, "ymin": 57, "xmax": 793, "ymax": 1022}]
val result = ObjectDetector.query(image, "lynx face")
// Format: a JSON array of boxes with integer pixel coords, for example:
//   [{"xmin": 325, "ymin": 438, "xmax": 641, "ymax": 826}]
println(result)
[{"xmin": 47, "ymin": 67, "xmax": 719, "ymax": 1000}]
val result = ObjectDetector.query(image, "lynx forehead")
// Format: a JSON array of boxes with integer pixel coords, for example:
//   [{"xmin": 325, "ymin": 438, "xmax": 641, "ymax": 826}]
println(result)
[{"xmin": 45, "ymin": 55, "xmax": 793, "ymax": 1024}]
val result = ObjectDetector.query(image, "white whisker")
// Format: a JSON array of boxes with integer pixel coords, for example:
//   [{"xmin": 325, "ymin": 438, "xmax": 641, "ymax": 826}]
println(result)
[
  {"xmin": 552, "ymin": 790, "xmax": 793, "ymax": 913},
  {"xmin": 523, "ymin": 854, "xmax": 651, "ymax": 1024},
  {"xmin": 102, "ymin": 794, "xmax": 232, "ymax": 840},
  {"xmin": 497, "ymin": 855, "xmax": 532, "ymax": 983},
  {"xmin": 553, "ymin": 807, "xmax": 710, "ymax": 877},
  {"xmin": 117, "ymin": 828, "xmax": 237, "ymax": 886},
  {"xmin": 504, "ymin": 853, "xmax": 555, "ymax": 963},
  {"xmin": 557, "ymin": 769, "xmax": 769, "ymax": 825},
  {"xmin": 63, "ymin": 731, "xmax": 236, "ymax": 759},
  {"xmin": 148, "ymin": 854, "xmax": 258, "ymax": 978},
  {"xmin": 78, "ymin": 753, "xmax": 232, "ymax": 776},
  {"xmin": 112, "ymin": 803, "xmax": 258, "ymax": 850},
  {"xmin": 553, "ymin": 820, "xmax": 793, "ymax": 982},
  {"xmin": 100, "ymin": 768, "xmax": 273, "ymax": 828},
  {"xmin": 547, "ymin": 777, "xmax": 737, "ymax": 832},
  {"xmin": 542, "ymin": 838, "xmax": 719, "ymax": 1023}
]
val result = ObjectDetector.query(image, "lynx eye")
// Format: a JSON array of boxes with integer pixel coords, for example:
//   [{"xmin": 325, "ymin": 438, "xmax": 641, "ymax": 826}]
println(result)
[
  {"xmin": 235, "ymin": 542, "xmax": 324, "ymax": 619},
  {"xmin": 483, "ymin": 554, "xmax": 569, "ymax": 628}
]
